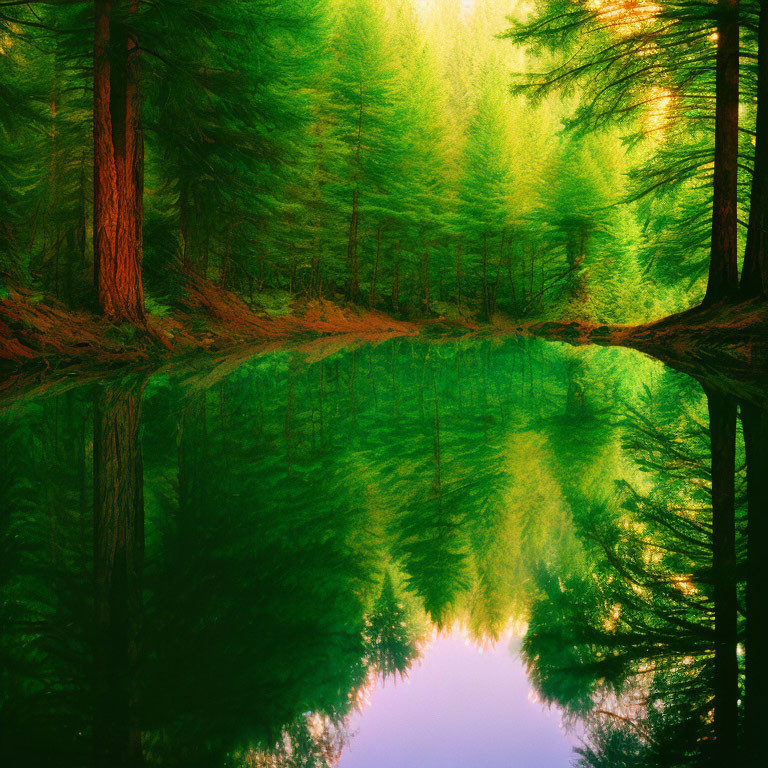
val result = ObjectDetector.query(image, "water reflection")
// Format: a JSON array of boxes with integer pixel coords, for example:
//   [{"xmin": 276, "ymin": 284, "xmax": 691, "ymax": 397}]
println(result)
[{"xmin": 0, "ymin": 338, "xmax": 765, "ymax": 766}]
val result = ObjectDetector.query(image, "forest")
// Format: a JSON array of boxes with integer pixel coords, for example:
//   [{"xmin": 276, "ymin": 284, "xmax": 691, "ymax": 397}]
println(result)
[
  {"xmin": 0, "ymin": 0, "xmax": 766, "ymax": 363},
  {"xmin": 2, "ymin": 2, "xmax": 768, "ymax": 767}
]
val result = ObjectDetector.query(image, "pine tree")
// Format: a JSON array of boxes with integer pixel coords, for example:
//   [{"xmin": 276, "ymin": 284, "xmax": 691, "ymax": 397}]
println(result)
[
  {"xmin": 364, "ymin": 570, "xmax": 417, "ymax": 679},
  {"xmin": 455, "ymin": 64, "xmax": 515, "ymax": 319},
  {"xmin": 325, "ymin": 0, "xmax": 398, "ymax": 302}
]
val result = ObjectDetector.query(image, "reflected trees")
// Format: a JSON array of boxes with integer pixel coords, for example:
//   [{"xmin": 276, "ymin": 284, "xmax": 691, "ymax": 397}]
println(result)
[
  {"xmin": 92, "ymin": 381, "xmax": 146, "ymax": 768},
  {"xmin": 523, "ymin": 377, "xmax": 768, "ymax": 766},
  {"xmin": 5, "ymin": 337, "xmax": 751, "ymax": 767}
]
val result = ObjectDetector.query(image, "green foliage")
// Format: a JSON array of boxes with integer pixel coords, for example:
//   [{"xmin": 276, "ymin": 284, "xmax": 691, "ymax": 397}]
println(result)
[{"xmin": 0, "ymin": 0, "xmax": 719, "ymax": 325}]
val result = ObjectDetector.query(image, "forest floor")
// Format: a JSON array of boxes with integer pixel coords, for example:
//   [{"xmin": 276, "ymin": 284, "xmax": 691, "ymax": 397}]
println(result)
[
  {"xmin": 0, "ymin": 275, "xmax": 418, "ymax": 366},
  {"xmin": 2, "ymin": 274, "xmax": 767, "ymax": 404}
]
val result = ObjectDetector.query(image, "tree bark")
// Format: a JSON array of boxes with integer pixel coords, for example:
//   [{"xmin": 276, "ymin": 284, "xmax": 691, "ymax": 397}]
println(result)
[
  {"xmin": 347, "ymin": 188, "xmax": 360, "ymax": 300},
  {"xmin": 741, "ymin": 401, "xmax": 768, "ymax": 766},
  {"xmin": 310, "ymin": 217, "xmax": 322, "ymax": 299},
  {"xmin": 369, "ymin": 225, "xmax": 381, "ymax": 309},
  {"xmin": 704, "ymin": 0, "xmax": 740, "ymax": 305},
  {"xmin": 392, "ymin": 239, "xmax": 401, "ymax": 312},
  {"xmin": 93, "ymin": 0, "xmax": 145, "ymax": 323},
  {"xmin": 741, "ymin": 0, "xmax": 768, "ymax": 298},
  {"xmin": 706, "ymin": 387, "xmax": 739, "ymax": 759},
  {"xmin": 492, "ymin": 231, "xmax": 505, "ymax": 318},
  {"xmin": 179, "ymin": 184, "xmax": 190, "ymax": 269},
  {"xmin": 421, "ymin": 247, "xmax": 430, "ymax": 313},
  {"xmin": 455, "ymin": 242, "xmax": 462, "ymax": 311},
  {"xmin": 93, "ymin": 381, "xmax": 145, "ymax": 767},
  {"xmin": 481, "ymin": 232, "xmax": 489, "ymax": 321}
]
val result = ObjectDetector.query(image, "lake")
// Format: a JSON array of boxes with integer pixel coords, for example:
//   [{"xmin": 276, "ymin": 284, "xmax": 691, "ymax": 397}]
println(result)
[{"xmin": 0, "ymin": 336, "xmax": 762, "ymax": 767}]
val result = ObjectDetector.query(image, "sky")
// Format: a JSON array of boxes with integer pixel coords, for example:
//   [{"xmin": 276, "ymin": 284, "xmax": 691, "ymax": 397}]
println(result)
[{"xmin": 338, "ymin": 629, "xmax": 579, "ymax": 768}]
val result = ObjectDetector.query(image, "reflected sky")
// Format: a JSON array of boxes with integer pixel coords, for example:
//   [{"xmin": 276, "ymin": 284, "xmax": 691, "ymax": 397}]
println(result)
[{"xmin": 341, "ymin": 629, "xmax": 578, "ymax": 768}]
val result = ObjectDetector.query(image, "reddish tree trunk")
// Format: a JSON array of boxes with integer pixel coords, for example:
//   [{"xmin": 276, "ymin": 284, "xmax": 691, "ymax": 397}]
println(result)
[
  {"xmin": 93, "ymin": 382, "xmax": 145, "ymax": 767},
  {"xmin": 741, "ymin": 1, "xmax": 768, "ymax": 298},
  {"xmin": 704, "ymin": 0, "xmax": 740, "ymax": 305},
  {"xmin": 93, "ymin": 0, "xmax": 145, "ymax": 323}
]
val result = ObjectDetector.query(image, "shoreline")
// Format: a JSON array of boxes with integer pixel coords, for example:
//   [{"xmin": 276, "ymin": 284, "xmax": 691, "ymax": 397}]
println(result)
[{"xmin": 3, "ymin": 281, "xmax": 767, "ymax": 405}]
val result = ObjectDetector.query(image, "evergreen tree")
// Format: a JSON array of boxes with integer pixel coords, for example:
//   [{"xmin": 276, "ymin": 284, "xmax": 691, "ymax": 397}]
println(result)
[{"xmin": 363, "ymin": 570, "xmax": 418, "ymax": 679}]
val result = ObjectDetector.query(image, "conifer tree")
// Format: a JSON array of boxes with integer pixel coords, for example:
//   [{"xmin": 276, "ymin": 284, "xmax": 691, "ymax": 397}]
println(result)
[
  {"xmin": 325, "ymin": 0, "xmax": 398, "ymax": 302},
  {"xmin": 456, "ymin": 65, "xmax": 515, "ymax": 319},
  {"xmin": 364, "ymin": 570, "xmax": 418, "ymax": 679}
]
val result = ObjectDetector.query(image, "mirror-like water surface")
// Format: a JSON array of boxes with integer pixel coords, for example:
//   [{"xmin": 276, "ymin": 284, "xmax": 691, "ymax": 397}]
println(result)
[{"xmin": 1, "ymin": 338, "xmax": 764, "ymax": 767}]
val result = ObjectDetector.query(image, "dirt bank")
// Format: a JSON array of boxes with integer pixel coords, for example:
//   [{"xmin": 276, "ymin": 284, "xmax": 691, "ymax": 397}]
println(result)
[{"xmin": 0, "ymin": 276, "xmax": 418, "ymax": 370}]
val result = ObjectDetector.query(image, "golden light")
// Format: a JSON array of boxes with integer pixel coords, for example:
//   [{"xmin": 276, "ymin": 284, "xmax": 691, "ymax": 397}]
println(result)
[
  {"xmin": 671, "ymin": 574, "xmax": 698, "ymax": 596},
  {"xmin": 643, "ymin": 85, "xmax": 675, "ymax": 140},
  {"xmin": 586, "ymin": 0, "xmax": 661, "ymax": 36},
  {"xmin": 602, "ymin": 603, "xmax": 622, "ymax": 632},
  {"xmin": 0, "ymin": 23, "xmax": 21, "ymax": 55}
]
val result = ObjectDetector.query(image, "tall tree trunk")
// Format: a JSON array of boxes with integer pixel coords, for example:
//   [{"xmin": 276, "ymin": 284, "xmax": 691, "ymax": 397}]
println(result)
[
  {"xmin": 258, "ymin": 240, "xmax": 265, "ymax": 291},
  {"xmin": 93, "ymin": 0, "xmax": 145, "ymax": 323},
  {"xmin": 741, "ymin": 1, "xmax": 768, "ymax": 298},
  {"xmin": 220, "ymin": 228, "xmax": 231, "ymax": 289},
  {"xmin": 704, "ymin": 0, "xmax": 740, "ymax": 305},
  {"xmin": 93, "ymin": 381, "xmax": 145, "ymax": 767},
  {"xmin": 706, "ymin": 387, "xmax": 739, "ymax": 759},
  {"xmin": 392, "ymin": 239, "xmax": 401, "ymax": 312},
  {"xmin": 530, "ymin": 246, "xmax": 536, "ymax": 302},
  {"xmin": 492, "ymin": 231, "xmax": 505, "ymax": 318},
  {"xmin": 741, "ymin": 401, "xmax": 768, "ymax": 766},
  {"xmin": 507, "ymin": 247, "xmax": 519, "ymax": 315},
  {"xmin": 455, "ymin": 242, "xmax": 462, "ymax": 311},
  {"xmin": 80, "ymin": 155, "xmax": 89, "ymax": 268},
  {"xmin": 49, "ymin": 54, "xmax": 62, "ymax": 301},
  {"xmin": 310, "ymin": 218, "xmax": 322, "ymax": 299},
  {"xmin": 310, "ymin": 255, "xmax": 320, "ymax": 299},
  {"xmin": 200, "ymin": 208, "xmax": 209, "ymax": 281},
  {"xmin": 179, "ymin": 185, "xmax": 190, "ymax": 269},
  {"xmin": 347, "ymin": 188, "xmax": 360, "ymax": 300},
  {"xmin": 369, "ymin": 225, "xmax": 381, "ymax": 309},
  {"xmin": 421, "ymin": 247, "xmax": 430, "ymax": 313},
  {"xmin": 481, "ymin": 232, "xmax": 489, "ymax": 321}
]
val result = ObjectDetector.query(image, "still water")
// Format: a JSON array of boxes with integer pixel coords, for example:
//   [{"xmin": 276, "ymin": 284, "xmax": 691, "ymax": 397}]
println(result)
[{"xmin": 0, "ymin": 337, "xmax": 764, "ymax": 767}]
